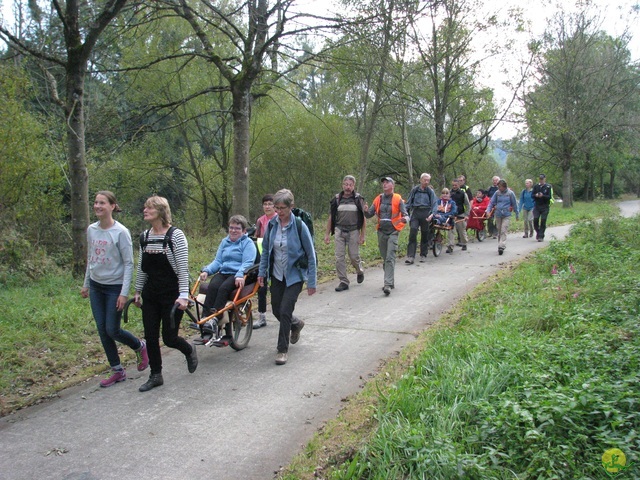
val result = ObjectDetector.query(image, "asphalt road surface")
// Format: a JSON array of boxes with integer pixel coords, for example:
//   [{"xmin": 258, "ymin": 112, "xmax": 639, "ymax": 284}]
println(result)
[{"xmin": 1, "ymin": 201, "xmax": 638, "ymax": 480}]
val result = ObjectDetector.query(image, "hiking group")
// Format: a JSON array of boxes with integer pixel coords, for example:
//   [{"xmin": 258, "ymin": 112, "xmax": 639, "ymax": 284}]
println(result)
[{"xmin": 82, "ymin": 173, "xmax": 553, "ymax": 387}]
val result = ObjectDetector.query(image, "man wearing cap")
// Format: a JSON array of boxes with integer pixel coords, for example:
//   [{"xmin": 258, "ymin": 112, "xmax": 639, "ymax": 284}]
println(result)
[
  {"xmin": 324, "ymin": 175, "xmax": 367, "ymax": 292},
  {"xmin": 365, "ymin": 177, "xmax": 409, "ymax": 296},
  {"xmin": 532, "ymin": 174, "xmax": 553, "ymax": 241},
  {"xmin": 405, "ymin": 173, "xmax": 437, "ymax": 264}
]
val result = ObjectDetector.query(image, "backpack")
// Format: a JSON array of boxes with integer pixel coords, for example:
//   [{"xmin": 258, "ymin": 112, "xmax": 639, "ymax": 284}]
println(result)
[
  {"xmin": 139, "ymin": 226, "xmax": 176, "ymax": 254},
  {"xmin": 292, "ymin": 207, "xmax": 314, "ymax": 239},
  {"xmin": 291, "ymin": 207, "xmax": 318, "ymax": 268}
]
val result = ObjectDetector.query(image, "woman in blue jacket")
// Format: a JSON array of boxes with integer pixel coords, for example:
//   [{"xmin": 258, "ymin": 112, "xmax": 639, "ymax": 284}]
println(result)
[
  {"xmin": 258, "ymin": 189, "xmax": 317, "ymax": 365},
  {"xmin": 197, "ymin": 214, "xmax": 257, "ymax": 343},
  {"xmin": 488, "ymin": 179, "xmax": 519, "ymax": 255},
  {"xmin": 519, "ymin": 179, "xmax": 535, "ymax": 238}
]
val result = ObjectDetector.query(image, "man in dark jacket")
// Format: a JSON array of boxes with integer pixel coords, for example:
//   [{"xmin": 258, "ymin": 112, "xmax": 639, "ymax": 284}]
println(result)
[
  {"xmin": 405, "ymin": 173, "xmax": 437, "ymax": 264},
  {"xmin": 324, "ymin": 175, "xmax": 367, "ymax": 291},
  {"xmin": 447, "ymin": 178, "xmax": 470, "ymax": 253},
  {"xmin": 532, "ymin": 173, "xmax": 553, "ymax": 242}
]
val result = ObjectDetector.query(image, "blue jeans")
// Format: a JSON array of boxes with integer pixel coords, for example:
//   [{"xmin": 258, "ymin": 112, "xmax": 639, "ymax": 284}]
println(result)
[{"xmin": 89, "ymin": 280, "xmax": 141, "ymax": 368}]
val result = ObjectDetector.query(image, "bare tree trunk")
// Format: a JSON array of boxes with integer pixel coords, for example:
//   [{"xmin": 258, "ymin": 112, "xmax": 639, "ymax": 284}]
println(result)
[
  {"xmin": 562, "ymin": 163, "xmax": 573, "ymax": 208},
  {"xmin": 401, "ymin": 108, "xmax": 414, "ymax": 186},
  {"xmin": 608, "ymin": 169, "xmax": 616, "ymax": 199},
  {"xmin": 232, "ymin": 85, "xmax": 251, "ymax": 218},
  {"xmin": 66, "ymin": 64, "xmax": 90, "ymax": 276}
]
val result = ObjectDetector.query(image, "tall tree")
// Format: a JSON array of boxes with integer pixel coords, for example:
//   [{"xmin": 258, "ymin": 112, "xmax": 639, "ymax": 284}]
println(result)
[
  {"xmin": 159, "ymin": 0, "xmax": 336, "ymax": 219},
  {"xmin": 1, "ymin": 0, "xmax": 129, "ymax": 274},
  {"xmin": 524, "ymin": 8, "xmax": 638, "ymax": 207},
  {"xmin": 407, "ymin": 0, "xmax": 510, "ymax": 188}
]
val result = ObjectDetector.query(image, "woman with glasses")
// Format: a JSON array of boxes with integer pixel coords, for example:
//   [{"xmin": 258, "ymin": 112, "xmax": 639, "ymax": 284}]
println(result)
[
  {"xmin": 258, "ymin": 189, "xmax": 317, "ymax": 365},
  {"xmin": 196, "ymin": 214, "xmax": 257, "ymax": 343}
]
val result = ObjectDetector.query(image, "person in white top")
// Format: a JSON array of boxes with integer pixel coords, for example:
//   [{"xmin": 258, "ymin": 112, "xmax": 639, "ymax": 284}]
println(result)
[{"xmin": 81, "ymin": 191, "xmax": 148, "ymax": 388}]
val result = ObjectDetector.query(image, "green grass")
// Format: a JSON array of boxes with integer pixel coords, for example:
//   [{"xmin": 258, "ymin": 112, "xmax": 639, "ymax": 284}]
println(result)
[
  {"xmin": 0, "ymin": 199, "xmax": 622, "ymax": 416},
  {"xmin": 317, "ymin": 215, "xmax": 640, "ymax": 479}
]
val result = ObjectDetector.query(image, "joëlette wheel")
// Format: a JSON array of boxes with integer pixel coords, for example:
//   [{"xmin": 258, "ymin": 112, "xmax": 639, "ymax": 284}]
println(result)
[{"xmin": 229, "ymin": 300, "xmax": 253, "ymax": 351}]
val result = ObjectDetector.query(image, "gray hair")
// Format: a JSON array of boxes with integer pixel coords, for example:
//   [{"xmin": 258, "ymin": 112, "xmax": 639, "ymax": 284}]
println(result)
[
  {"xmin": 343, "ymin": 175, "xmax": 356, "ymax": 184},
  {"xmin": 273, "ymin": 189, "xmax": 294, "ymax": 208},
  {"xmin": 420, "ymin": 173, "xmax": 431, "ymax": 181}
]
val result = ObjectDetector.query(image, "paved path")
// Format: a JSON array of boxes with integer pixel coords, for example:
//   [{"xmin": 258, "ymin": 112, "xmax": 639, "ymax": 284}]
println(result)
[{"xmin": 1, "ymin": 201, "xmax": 638, "ymax": 480}]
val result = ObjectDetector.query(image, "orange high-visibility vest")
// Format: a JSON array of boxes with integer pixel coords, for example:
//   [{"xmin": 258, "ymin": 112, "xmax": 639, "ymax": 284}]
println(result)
[{"xmin": 372, "ymin": 193, "xmax": 406, "ymax": 231}]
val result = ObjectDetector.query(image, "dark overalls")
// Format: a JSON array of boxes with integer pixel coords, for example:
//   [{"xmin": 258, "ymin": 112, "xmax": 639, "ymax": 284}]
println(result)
[{"xmin": 140, "ymin": 248, "xmax": 191, "ymax": 375}]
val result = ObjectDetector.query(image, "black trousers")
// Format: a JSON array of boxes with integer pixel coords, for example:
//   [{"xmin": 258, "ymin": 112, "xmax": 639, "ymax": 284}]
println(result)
[
  {"xmin": 533, "ymin": 204, "xmax": 550, "ymax": 239},
  {"xmin": 269, "ymin": 277, "xmax": 303, "ymax": 353}
]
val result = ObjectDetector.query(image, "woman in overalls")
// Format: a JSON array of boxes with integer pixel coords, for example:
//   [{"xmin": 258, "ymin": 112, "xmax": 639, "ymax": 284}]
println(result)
[{"xmin": 134, "ymin": 196, "xmax": 197, "ymax": 392}]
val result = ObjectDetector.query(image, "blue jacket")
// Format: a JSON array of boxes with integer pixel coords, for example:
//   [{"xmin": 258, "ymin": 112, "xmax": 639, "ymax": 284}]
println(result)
[
  {"xmin": 202, "ymin": 234, "xmax": 257, "ymax": 278},
  {"xmin": 489, "ymin": 189, "xmax": 519, "ymax": 219},
  {"xmin": 259, "ymin": 212, "xmax": 317, "ymax": 289},
  {"xmin": 519, "ymin": 189, "xmax": 534, "ymax": 212}
]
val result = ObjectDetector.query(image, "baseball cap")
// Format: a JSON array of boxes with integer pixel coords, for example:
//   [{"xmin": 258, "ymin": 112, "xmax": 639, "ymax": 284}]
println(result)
[
  {"xmin": 539, "ymin": 173, "xmax": 546, "ymax": 178},
  {"xmin": 380, "ymin": 176, "xmax": 394, "ymax": 183}
]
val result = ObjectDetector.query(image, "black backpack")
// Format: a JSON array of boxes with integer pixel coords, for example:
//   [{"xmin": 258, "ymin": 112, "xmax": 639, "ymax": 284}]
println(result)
[
  {"xmin": 291, "ymin": 207, "xmax": 317, "ymax": 268},
  {"xmin": 139, "ymin": 226, "xmax": 176, "ymax": 254},
  {"xmin": 292, "ymin": 207, "xmax": 314, "ymax": 240}
]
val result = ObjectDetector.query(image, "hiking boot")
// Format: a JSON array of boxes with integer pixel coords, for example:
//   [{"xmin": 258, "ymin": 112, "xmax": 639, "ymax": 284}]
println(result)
[
  {"xmin": 275, "ymin": 352, "xmax": 288, "ymax": 365},
  {"xmin": 420, "ymin": 255, "xmax": 427, "ymax": 262},
  {"xmin": 498, "ymin": 247, "xmax": 505, "ymax": 255},
  {"xmin": 461, "ymin": 245, "xmax": 467, "ymax": 251},
  {"xmin": 523, "ymin": 233, "xmax": 529, "ymax": 238},
  {"xmin": 136, "ymin": 339, "xmax": 149, "ymax": 372},
  {"xmin": 382, "ymin": 286, "xmax": 391, "ymax": 296},
  {"xmin": 253, "ymin": 313, "xmax": 267, "ymax": 329},
  {"xmin": 186, "ymin": 344, "xmax": 198, "ymax": 373},
  {"xmin": 335, "ymin": 282, "xmax": 349, "ymax": 292},
  {"xmin": 100, "ymin": 368, "xmax": 126, "ymax": 388},
  {"xmin": 446, "ymin": 246, "xmax": 453, "ymax": 254},
  {"xmin": 357, "ymin": 272, "xmax": 365, "ymax": 284},
  {"xmin": 290, "ymin": 320, "xmax": 304, "ymax": 344},
  {"xmin": 404, "ymin": 257, "xmax": 414, "ymax": 264},
  {"xmin": 139, "ymin": 373, "xmax": 164, "ymax": 392}
]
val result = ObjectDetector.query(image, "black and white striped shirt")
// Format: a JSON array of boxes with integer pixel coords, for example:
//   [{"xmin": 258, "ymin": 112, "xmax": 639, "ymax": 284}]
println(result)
[{"xmin": 134, "ymin": 228, "xmax": 190, "ymax": 298}]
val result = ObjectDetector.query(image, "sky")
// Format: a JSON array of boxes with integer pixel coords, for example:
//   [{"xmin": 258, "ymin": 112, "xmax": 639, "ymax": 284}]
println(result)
[
  {"xmin": 478, "ymin": 0, "xmax": 640, "ymax": 137},
  {"xmin": 2, "ymin": 0, "xmax": 638, "ymax": 139}
]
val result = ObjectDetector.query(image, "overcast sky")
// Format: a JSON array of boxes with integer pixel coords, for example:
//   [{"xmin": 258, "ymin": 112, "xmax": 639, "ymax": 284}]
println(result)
[{"xmin": 1, "ymin": 0, "xmax": 637, "ymax": 139}]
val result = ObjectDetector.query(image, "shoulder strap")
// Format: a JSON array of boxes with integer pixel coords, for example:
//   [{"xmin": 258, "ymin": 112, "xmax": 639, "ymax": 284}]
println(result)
[
  {"xmin": 139, "ymin": 227, "xmax": 176, "ymax": 254},
  {"xmin": 139, "ymin": 229, "xmax": 150, "ymax": 252},
  {"xmin": 164, "ymin": 226, "xmax": 177, "ymax": 254}
]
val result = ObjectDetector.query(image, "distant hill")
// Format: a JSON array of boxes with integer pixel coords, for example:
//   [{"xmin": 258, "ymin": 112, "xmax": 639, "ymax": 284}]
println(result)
[{"xmin": 491, "ymin": 139, "xmax": 508, "ymax": 166}]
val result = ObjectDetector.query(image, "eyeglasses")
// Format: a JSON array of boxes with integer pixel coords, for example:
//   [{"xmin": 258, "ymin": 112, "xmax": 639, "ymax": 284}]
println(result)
[
  {"xmin": 228, "ymin": 226, "xmax": 243, "ymax": 231},
  {"xmin": 274, "ymin": 205, "xmax": 290, "ymax": 211}
]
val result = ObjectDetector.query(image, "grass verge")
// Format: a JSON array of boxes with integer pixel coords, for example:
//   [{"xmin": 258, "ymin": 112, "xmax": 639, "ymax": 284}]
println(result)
[{"xmin": 278, "ymin": 213, "xmax": 639, "ymax": 479}]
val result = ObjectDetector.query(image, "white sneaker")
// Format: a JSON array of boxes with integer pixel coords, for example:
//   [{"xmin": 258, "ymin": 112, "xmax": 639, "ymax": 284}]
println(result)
[{"xmin": 253, "ymin": 313, "xmax": 267, "ymax": 329}]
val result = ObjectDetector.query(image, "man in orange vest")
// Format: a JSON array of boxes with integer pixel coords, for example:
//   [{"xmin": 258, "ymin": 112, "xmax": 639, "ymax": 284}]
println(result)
[{"xmin": 364, "ymin": 177, "xmax": 409, "ymax": 296}]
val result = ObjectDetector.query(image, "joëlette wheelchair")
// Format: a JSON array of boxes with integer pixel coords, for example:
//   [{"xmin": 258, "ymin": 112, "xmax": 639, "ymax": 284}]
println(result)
[{"xmin": 124, "ymin": 264, "xmax": 259, "ymax": 351}]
